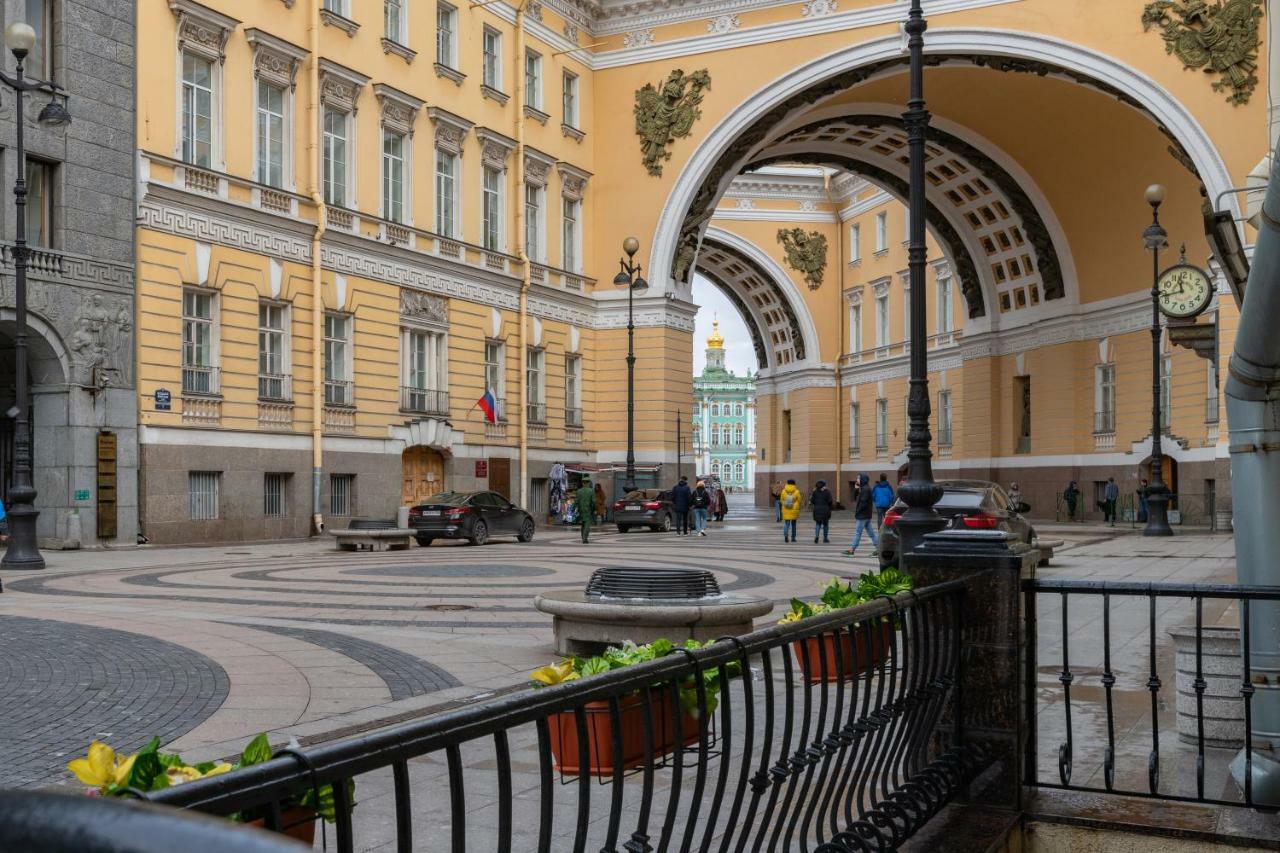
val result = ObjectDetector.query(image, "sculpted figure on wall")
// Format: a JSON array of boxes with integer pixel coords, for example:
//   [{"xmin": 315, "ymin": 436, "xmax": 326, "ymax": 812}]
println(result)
[
  {"xmin": 634, "ymin": 69, "xmax": 711, "ymax": 177},
  {"xmin": 69, "ymin": 293, "xmax": 132, "ymax": 386},
  {"xmin": 1142, "ymin": 0, "xmax": 1264, "ymax": 105},
  {"xmin": 777, "ymin": 228, "xmax": 828, "ymax": 290}
]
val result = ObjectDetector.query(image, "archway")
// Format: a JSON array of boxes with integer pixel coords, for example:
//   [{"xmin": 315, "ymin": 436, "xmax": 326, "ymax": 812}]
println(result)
[{"xmin": 402, "ymin": 446, "xmax": 446, "ymax": 506}]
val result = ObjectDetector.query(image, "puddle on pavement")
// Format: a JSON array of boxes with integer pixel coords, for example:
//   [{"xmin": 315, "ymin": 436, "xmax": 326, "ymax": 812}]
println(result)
[{"xmin": 425, "ymin": 603, "xmax": 474, "ymax": 611}]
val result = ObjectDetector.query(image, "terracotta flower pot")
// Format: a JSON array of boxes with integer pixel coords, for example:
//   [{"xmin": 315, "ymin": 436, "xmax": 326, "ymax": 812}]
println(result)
[
  {"xmin": 793, "ymin": 622, "xmax": 894, "ymax": 683},
  {"xmin": 547, "ymin": 688, "xmax": 702, "ymax": 777},
  {"xmin": 249, "ymin": 805, "xmax": 317, "ymax": 845}
]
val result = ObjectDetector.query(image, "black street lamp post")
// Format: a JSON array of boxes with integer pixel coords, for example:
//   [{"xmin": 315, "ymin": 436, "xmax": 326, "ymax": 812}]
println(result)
[
  {"xmin": 0, "ymin": 22, "xmax": 71, "ymax": 575},
  {"xmin": 1142, "ymin": 184, "xmax": 1174, "ymax": 537},
  {"xmin": 893, "ymin": 0, "xmax": 945, "ymax": 556},
  {"xmin": 613, "ymin": 237, "xmax": 648, "ymax": 494}
]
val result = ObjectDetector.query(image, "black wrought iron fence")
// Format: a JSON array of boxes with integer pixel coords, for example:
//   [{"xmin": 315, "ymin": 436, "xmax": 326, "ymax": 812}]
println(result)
[
  {"xmin": 147, "ymin": 582, "xmax": 973, "ymax": 852},
  {"xmin": 1024, "ymin": 579, "xmax": 1275, "ymax": 808}
]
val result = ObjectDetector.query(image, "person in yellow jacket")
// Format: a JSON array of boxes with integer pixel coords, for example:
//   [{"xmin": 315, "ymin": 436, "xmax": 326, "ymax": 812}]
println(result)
[{"xmin": 778, "ymin": 479, "xmax": 802, "ymax": 543}]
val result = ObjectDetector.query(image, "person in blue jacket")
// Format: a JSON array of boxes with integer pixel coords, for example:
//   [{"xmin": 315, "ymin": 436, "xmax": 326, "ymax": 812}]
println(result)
[{"xmin": 871, "ymin": 474, "xmax": 895, "ymax": 527}]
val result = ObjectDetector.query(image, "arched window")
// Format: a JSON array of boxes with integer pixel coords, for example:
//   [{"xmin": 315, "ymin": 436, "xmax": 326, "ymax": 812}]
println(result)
[
  {"xmin": 734, "ymin": 425, "xmax": 744, "ymax": 444},
  {"xmin": 711, "ymin": 403, "xmax": 719, "ymax": 416},
  {"xmin": 710, "ymin": 424, "xmax": 720, "ymax": 446},
  {"xmin": 735, "ymin": 460, "xmax": 745, "ymax": 481},
  {"xmin": 736, "ymin": 404, "xmax": 744, "ymax": 416},
  {"xmin": 711, "ymin": 460, "xmax": 721, "ymax": 476}
]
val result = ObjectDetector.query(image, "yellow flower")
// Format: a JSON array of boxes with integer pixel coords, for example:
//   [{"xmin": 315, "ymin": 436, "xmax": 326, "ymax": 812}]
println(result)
[
  {"xmin": 165, "ymin": 762, "xmax": 233, "ymax": 786},
  {"xmin": 530, "ymin": 659, "xmax": 579, "ymax": 686},
  {"xmin": 68, "ymin": 741, "xmax": 137, "ymax": 792}
]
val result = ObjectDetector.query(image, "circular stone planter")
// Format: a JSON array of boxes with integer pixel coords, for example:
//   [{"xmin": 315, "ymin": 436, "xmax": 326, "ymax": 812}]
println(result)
[
  {"xmin": 1169, "ymin": 625, "xmax": 1243, "ymax": 749},
  {"xmin": 534, "ymin": 590, "xmax": 774, "ymax": 656}
]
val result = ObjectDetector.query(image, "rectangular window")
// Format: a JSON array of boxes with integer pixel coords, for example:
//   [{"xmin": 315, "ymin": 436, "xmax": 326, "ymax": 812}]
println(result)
[
  {"xmin": 330, "ymin": 474, "xmax": 354, "ymax": 516},
  {"xmin": 1160, "ymin": 354, "xmax": 1172, "ymax": 430},
  {"xmin": 323, "ymin": 0, "xmax": 346, "ymax": 12},
  {"xmin": 938, "ymin": 390, "xmax": 952, "ymax": 445},
  {"xmin": 1206, "ymin": 359, "xmax": 1219, "ymax": 423},
  {"xmin": 435, "ymin": 149, "xmax": 457, "ymax": 237},
  {"xmin": 562, "ymin": 71, "xmax": 578, "ymax": 127},
  {"xmin": 24, "ymin": 159, "xmax": 53, "ymax": 249},
  {"xmin": 26, "ymin": 0, "xmax": 51, "ymax": 80},
  {"xmin": 526, "ymin": 348, "xmax": 545, "ymax": 423},
  {"xmin": 525, "ymin": 50, "xmax": 542, "ymax": 109},
  {"xmin": 258, "ymin": 301, "xmax": 289, "ymax": 400},
  {"xmin": 875, "ymin": 293, "xmax": 889, "ymax": 346},
  {"xmin": 937, "ymin": 277, "xmax": 953, "ymax": 333},
  {"xmin": 850, "ymin": 223, "xmax": 860, "ymax": 262},
  {"xmin": 402, "ymin": 329, "xmax": 447, "ymax": 413},
  {"xmin": 436, "ymin": 2, "xmax": 456, "ymax": 67},
  {"xmin": 256, "ymin": 81, "xmax": 286, "ymax": 189},
  {"xmin": 182, "ymin": 289, "xmax": 217, "ymax": 394},
  {"xmin": 382, "ymin": 130, "xmax": 405, "ymax": 223},
  {"xmin": 849, "ymin": 302, "xmax": 862, "ymax": 353},
  {"xmin": 385, "ymin": 0, "xmax": 405, "ymax": 43},
  {"xmin": 485, "ymin": 341, "xmax": 506, "ymax": 419},
  {"xmin": 561, "ymin": 197, "xmax": 579, "ymax": 271},
  {"xmin": 482, "ymin": 27, "xmax": 501, "ymax": 90},
  {"xmin": 875, "ymin": 211, "xmax": 887, "ymax": 253},
  {"xmin": 482, "ymin": 166, "xmax": 502, "ymax": 251},
  {"xmin": 564, "ymin": 354, "xmax": 582, "ymax": 426},
  {"xmin": 849, "ymin": 402, "xmax": 860, "ymax": 454},
  {"xmin": 189, "ymin": 471, "xmax": 220, "ymax": 520},
  {"xmin": 1015, "ymin": 375, "xmax": 1031, "ymax": 453},
  {"xmin": 181, "ymin": 52, "xmax": 214, "ymax": 167},
  {"xmin": 324, "ymin": 313, "xmax": 351, "ymax": 405},
  {"xmin": 875, "ymin": 398, "xmax": 888, "ymax": 450},
  {"xmin": 263, "ymin": 473, "xmax": 288, "ymax": 517},
  {"xmin": 1095, "ymin": 363, "xmax": 1115, "ymax": 433},
  {"xmin": 322, "ymin": 107, "xmax": 348, "ymax": 207},
  {"xmin": 525, "ymin": 183, "xmax": 542, "ymax": 261}
]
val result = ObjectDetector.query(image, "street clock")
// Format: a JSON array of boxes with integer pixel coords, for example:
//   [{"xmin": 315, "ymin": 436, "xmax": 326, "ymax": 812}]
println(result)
[{"xmin": 1156, "ymin": 259, "xmax": 1213, "ymax": 319}]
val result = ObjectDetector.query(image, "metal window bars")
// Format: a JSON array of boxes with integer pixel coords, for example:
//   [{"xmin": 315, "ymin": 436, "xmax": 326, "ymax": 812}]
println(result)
[{"xmin": 147, "ymin": 582, "xmax": 974, "ymax": 852}]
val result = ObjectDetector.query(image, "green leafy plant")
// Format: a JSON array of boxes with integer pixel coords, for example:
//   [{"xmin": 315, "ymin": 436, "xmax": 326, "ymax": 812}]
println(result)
[{"xmin": 778, "ymin": 571, "xmax": 915, "ymax": 625}]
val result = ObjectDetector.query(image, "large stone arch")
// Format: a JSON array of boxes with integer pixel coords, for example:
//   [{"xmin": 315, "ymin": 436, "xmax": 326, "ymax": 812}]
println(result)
[
  {"xmin": 652, "ymin": 28, "xmax": 1238, "ymax": 296},
  {"xmin": 697, "ymin": 226, "xmax": 822, "ymax": 373}
]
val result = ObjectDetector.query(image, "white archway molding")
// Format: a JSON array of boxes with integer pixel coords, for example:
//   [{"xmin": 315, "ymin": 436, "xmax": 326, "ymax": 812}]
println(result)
[
  {"xmin": 651, "ymin": 28, "xmax": 1238, "ymax": 293},
  {"xmin": 702, "ymin": 225, "xmax": 824, "ymax": 374}
]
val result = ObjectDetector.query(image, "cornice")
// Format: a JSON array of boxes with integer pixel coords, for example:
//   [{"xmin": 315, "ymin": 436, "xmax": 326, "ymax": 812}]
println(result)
[
  {"xmin": 711, "ymin": 207, "xmax": 836, "ymax": 223},
  {"xmin": 723, "ymin": 174, "xmax": 828, "ymax": 200},
  {"xmin": 754, "ymin": 365, "xmax": 837, "ymax": 395},
  {"xmin": 839, "ymin": 190, "xmax": 893, "ymax": 222}
]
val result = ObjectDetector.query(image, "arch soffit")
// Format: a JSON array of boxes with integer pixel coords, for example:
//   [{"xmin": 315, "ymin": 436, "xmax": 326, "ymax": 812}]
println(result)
[
  {"xmin": 0, "ymin": 308, "xmax": 70, "ymax": 385},
  {"xmin": 700, "ymin": 226, "xmax": 823, "ymax": 373},
  {"xmin": 652, "ymin": 29, "xmax": 1237, "ymax": 292}
]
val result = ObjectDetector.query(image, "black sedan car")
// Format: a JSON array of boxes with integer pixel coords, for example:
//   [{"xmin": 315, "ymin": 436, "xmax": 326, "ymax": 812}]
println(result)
[
  {"xmin": 612, "ymin": 489, "xmax": 675, "ymax": 533},
  {"xmin": 877, "ymin": 480, "xmax": 1035, "ymax": 568},
  {"xmin": 408, "ymin": 491, "xmax": 535, "ymax": 546}
]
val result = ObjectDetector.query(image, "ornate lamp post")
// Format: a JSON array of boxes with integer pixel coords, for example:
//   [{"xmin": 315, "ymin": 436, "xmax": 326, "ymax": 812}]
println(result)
[
  {"xmin": 613, "ymin": 237, "xmax": 648, "ymax": 493},
  {"xmin": 893, "ymin": 0, "xmax": 945, "ymax": 556},
  {"xmin": 1142, "ymin": 184, "xmax": 1174, "ymax": 537},
  {"xmin": 0, "ymin": 22, "xmax": 70, "ymax": 573}
]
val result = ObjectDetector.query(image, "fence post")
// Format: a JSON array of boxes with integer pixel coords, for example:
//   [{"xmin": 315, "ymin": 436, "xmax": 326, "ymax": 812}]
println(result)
[{"xmin": 904, "ymin": 527, "xmax": 1039, "ymax": 812}]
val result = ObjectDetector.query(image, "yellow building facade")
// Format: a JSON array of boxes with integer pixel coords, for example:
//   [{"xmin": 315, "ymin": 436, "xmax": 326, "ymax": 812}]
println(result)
[{"xmin": 135, "ymin": 0, "xmax": 1268, "ymax": 541}]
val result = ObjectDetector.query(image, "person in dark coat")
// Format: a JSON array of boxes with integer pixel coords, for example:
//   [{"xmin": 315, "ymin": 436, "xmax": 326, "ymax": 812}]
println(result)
[
  {"xmin": 844, "ymin": 474, "xmax": 878, "ymax": 556},
  {"xmin": 1064, "ymin": 481, "xmax": 1080, "ymax": 521},
  {"xmin": 671, "ymin": 476, "xmax": 692, "ymax": 535},
  {"xmin": 810, "ymin": 480, "xmax": 834, "ymax": 544},
  {"xmin": 713, "ymin": 487, "xmax": 728, "ymax": 521}
]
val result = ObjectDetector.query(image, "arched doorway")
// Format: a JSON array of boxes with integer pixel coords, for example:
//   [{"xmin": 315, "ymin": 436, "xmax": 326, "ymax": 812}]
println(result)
[{"xmin": 402, "ymin": 446, "xmax": 445, "ymax": 506}]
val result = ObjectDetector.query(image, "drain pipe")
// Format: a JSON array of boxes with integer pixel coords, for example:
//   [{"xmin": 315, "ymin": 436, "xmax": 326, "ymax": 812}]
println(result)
[
  {"xmin": 514, "ymin": 0, "xmax": 530, "ymax": 508},
  {"xmin": 1228, "ymin": 138, "xmax": 1280, "ymax": 801},
  {"xmin": 307, "ymin": 0, "xmax": 327, "ymax": 535},
  {"xmin": 828, "ymin": 171, "xmax": 844, "ymax": 506}
]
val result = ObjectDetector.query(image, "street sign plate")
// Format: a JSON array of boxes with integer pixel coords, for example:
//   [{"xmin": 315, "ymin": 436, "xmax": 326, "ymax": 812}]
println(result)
[{"xmin": 155, "ymin": 389, "xmax": 172, "ymax": 411}]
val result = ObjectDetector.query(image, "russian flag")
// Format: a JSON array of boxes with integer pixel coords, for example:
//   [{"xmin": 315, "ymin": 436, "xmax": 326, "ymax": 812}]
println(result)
[{"xmin": 476, "ymin": 390, "xmax": 498, "ymax": 424}]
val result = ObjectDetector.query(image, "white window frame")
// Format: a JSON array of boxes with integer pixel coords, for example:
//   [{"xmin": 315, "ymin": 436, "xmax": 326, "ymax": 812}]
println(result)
[
  {"xmin": 850, "ymin": 223, "xmax": 860, "ymax": 263},
  {"xmin": 257, "ymin": 300, "xmax": 291, "ymax": 400},
  {"xmin": 875, "ymin": 398, "xmax": 888, "ymax": 449},
  {"xmin": 561, "ymin": 196, "xmax": 580, "ymax": 272},
  {"xmin": 849, "ymin": 302, "xmax": 862, "ymax": 353},
  {"xmin": 1095, "ymin": 363, "xmax": 1116, "ymax": 432},
  {"xmin": 436, "ymin": 1, "xmax": 457, "ymax": 68},
  {"xmin": 435, "ymin": 148, "xmax": 459, "ymax": 237},
  {"xmin": 324, "ymin": 312, "xmax": 354, "ymax": 405},
  {"xmin": 322, "ymin": 106, "xmax": 352, "ymax": 208},
  {"xmin": 401, "ymin": 327, "xmax": 448, "ymax": 412},
  {"xmin": 938, "ymin": 390, "xmax": 953, "ymax": 444},
  {"xmin": 564, "ymin": 353, "xmax": 582, "ymax": 426},
  {"xmin": 382, "ymin": 128, "xmax": 407, "ymax": 223},
  {"xmin": 936, "ymin": 275, "xmax": 953, "ymax": 334},
  {"xmin": 189, "ymin": 471, "xmax": 220, "ymax": 520},
  {"xmin": 482, "ymin": 26, "xmax": 502, "ymax": 91},
  {"xmin": 875, "ymin": 211, "xmax": 887, "ymax": 253},
  {"xmin": 875, "ymin": 293, "xmax": 890, "ymax": 346},
  {"xmin": 525, "ymin": 50, "xmax": 542, "ymax": 110},
  {"xmin": 323, "ymin": 0, "xmax": 349, "ymax": 13},
  {"xmin": 182, "ymin": 288, "xmax": 219, "ymax": 395},
  {"xmin": 385, "ymin": 0, "xmax": 407, "ymax": 44},
  {"xmin": 734, "ymin": 424, "xmax": 744, "ymax": 445},
  {"xmin": 710, "ymin": 424, "xmax": 720, "ymax": 446},
  {"xmin": 180, "ymin": 50, "xmax": 217, "ymax": 168},
  {"xmin": 485, "ymin": 340, "xmax": 507, "ymax": 419},
  {"xmin": 849, "ymin": 402, "xmax": 860, "ymax": 452},
  {"xmin": 1160, "ymin": 353, "xmax": 1172, "ymax": 430},
  {"xmin": 526, "ymin": 347, "xmax": 546, "ymax": 423},
  {"xmin": 255, "ymin": 79, "xmax": 289, "ymax": 189},
  {"xmin": 524, "ymin": 182, "xmax": 544, "ymax": 262},
  {"xmin": 562, "ymin": 70, "xmax": 579, "ymax": 128},
  {"xmin": 482, "ymin": 165, "xmax": 504, "ymax": 251}
]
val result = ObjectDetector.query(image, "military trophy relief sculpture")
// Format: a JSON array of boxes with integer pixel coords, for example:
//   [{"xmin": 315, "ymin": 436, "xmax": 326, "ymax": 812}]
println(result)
[
  {"xmin": 1142, "ymin": 0, "xmax": 1264, "ymax": 105},
  {"xmin": 777, "ymin": 228, "xmax": 829, "ymax": 290}
]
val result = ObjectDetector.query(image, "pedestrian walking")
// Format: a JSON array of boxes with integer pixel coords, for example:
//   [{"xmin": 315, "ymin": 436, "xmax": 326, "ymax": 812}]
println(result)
[
  {"xmin": 575, "ymin": 478, "xmax": 597, "ymax": 543},
  {"xmin": 671, "ymin": 476, "xmax": 692, "ymax": 535},
  {"xmin": 1137, "ymin": 478, "xmax": 1150, "ymax": 523},
  {"xmin": 1102, "ymin": 477, "xmax": 1119, "ymax": 525},
  {"xmin": 1063, "ymin": 480, "xmax": 1080, "ymax": 521},
  {"xmin": 770, "ymin": 480, "xmax": 783, "ymax": 523},
  {"xmin": 779, "ymin": 479, "xmax": 802, "ymax": 542},
  {"xmin": 713, "ymin": 487, "xmax": 728, "ymax": 522},
  {"xmin": 871, "ymin": 474, "xmax": 894, "ymax": 527},
  {"xmin": 593, "ymin": 483, "xmax": 607, "ymax": 524},
  {"xmin": 810, "ymin": 480, "xmax": 833, "ymax": 543},
  {"xmin": 691, "ymin": 480, "xmax": 712, "ymax": 536},
  {"xmin": 844, "ymin": 474, "xmax": 878, "ymax": 556}
]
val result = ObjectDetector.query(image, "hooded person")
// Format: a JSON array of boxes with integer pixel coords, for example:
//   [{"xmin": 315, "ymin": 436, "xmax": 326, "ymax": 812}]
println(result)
[
  {"xmin": 845, "ymin": 474, "xmax": 879, "ymax": 557},
  {"xmin": 871, "ymin": 475, "xmax": 895, "ymax": 526},
  {"xmin": 671, "ymin": 475, "xmax": 693, "ymax": 535},
  {"xmin": 691, "ymin": 479, "xmax": 712, "ymax": 536},
  {"xmin": 809, "ymin": 479, "xmax": 834, "ymax": 544},
  {"xmin": 779, "ymin": 479, "xmax": 802, "ymax": 543}
]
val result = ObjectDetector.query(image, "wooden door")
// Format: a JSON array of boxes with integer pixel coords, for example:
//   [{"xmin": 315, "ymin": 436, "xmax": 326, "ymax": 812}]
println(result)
[
  {"xmin": 489, "ymin": 457, "xmax": 511, "ymax": 501},
  {"xmin": 401, "ymin": 446, "xmax": 445, "ymax": 506},
  {"xmin": 97, "ymin": 432, "xmax": 118, "ymax": 540}
]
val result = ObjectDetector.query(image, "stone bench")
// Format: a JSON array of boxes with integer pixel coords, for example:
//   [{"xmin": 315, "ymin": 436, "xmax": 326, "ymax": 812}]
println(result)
[
  {"xmin": 1032, "ymin": 538, "xmax": 1064, "ymax": 567},
  {"xmin": 331, "ymin": 528, "xmax": 413, "ymax": 551}
]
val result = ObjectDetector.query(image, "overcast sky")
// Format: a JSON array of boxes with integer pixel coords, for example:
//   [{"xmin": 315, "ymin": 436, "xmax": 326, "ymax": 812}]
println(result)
[{"xmin": 692, "ymin": 274, "xmax": 756, "ymax": 376}]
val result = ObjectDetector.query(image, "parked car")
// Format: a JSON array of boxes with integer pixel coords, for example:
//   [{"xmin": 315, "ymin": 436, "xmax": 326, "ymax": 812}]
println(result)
[
  {"xmin": 878, "ymin": 479, "xmax": 1035, "ymax": 568},
  {"xmin": 408, "ymin": 491, "xmax": 535, "ymax": 546},
  {"xmin": 612, "ymin": 489, "xmax": 675, "ymax": 533}
]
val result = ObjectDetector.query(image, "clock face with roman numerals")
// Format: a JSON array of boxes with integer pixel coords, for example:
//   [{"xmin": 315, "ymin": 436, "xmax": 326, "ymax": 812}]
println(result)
[{"xmin": 1157, "ymin": 263, "xmax": 1213, "ymax": 319}]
